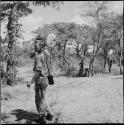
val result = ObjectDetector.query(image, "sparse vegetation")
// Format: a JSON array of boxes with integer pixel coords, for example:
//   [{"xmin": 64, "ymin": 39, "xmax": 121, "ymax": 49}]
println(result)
[{"xmin": 1, "ymin": 1, "xmax": 123, "ymax": 124}]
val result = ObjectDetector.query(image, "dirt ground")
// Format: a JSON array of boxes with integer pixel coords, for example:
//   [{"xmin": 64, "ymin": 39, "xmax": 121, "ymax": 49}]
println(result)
[{"xmin": 1, "ymin": 65, "xmax": 123, "ymax": 123}]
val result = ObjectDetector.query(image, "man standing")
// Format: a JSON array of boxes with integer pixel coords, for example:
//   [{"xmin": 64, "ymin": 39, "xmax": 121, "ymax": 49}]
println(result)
[{"xmin": 27, "ymin": 35, "xmax": 53, "ymax": 123}]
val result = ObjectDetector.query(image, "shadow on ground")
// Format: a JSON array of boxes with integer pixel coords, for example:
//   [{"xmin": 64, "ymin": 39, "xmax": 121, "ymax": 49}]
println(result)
[
  {"xmin": 10, "ymin": 109, "xmax": 64, "ymax": 124},
  {"xmin": 11, "ymin": 109, "xmax": 39, "ymax": 124}
]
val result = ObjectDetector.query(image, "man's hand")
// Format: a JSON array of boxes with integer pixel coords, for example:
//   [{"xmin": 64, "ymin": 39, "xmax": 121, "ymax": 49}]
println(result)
[{"xmin": 27, "ymin": 83, "xmax": 31, "ymax": 88}]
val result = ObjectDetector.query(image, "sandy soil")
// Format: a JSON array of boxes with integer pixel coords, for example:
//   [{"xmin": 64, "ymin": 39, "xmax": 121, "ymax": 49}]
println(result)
[{"xmin": 1, "ymin": 65, "xmax": 123, "ymax": 123}]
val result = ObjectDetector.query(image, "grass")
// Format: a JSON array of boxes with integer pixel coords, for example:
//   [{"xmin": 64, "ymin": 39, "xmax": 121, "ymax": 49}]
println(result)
[{"xmin": 1, "ymin": 60, "xmax": 123, "ymax": 123}]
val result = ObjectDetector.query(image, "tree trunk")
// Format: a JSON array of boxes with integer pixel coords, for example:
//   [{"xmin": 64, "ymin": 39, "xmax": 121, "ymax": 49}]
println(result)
[
  {"xmin": 76, "ymin": 44, "xmax": 80, "ymax": 57},
  {"xmin": 118, "ymin": 56, "xmax": 123, "ymax": 75},
  {"xmin": 103, "ymin": 50, "xmax": 107, "ymax": 72},
  {"xmin": 62, "ymin": 41, "xmax": 70, "ymax": 72},
  {"xmin": 89, "ymin": 58, "xmax": 94, "ymax": 77},
  {"xmin": 89, "ymin": 46, "xmax": 100, "ymax": 77},
  {"xmin": 6, "ymin": 5, "xmax": 17, "ymax": 86},
  {"xmin": 116, "ymin": 43, "xmax": 123, "ymax": 75},
  {"xmin": 62, "ymin": 41, "xmax": 68, "ymax": 66},
  {"xmin": 103, "ymin": 57, "xmax": 107, "ymax": 71}
]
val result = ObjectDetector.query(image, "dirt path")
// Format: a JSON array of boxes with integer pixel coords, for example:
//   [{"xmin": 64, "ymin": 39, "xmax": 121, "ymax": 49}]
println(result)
[{"xmin": 1, "ymin": 66, "xmax": 123, "ymax": 123}]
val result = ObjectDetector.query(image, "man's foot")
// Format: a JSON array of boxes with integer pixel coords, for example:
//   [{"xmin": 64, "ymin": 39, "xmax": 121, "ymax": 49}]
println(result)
[
  {"xmin": 34, "ymin": 116, "xmax": 47, "ymax": 123},
  {"xmin": 34, "ymin": 117, "xmax": 40, "ymax": 122},
  {"xmin": 46, "ymin": 113, "xmax": 54, "ymax": 121}
]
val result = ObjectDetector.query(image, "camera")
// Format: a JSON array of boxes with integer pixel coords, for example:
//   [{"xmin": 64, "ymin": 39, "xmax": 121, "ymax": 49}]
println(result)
[{"xmin": 30, "ymin": 52, "xmax": 36, "ymax": 59}]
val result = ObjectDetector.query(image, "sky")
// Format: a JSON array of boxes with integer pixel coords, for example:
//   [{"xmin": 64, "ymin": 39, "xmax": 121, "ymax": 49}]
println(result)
[{"xmin": 1, "ymin": 1, "xmax": 123, "ymax": 42}]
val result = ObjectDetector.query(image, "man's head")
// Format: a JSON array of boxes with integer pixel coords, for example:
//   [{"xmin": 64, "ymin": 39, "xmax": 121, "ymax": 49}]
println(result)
[{"xmin": 34, "ymin": 35, "xmax": 46, "ymax": 53}]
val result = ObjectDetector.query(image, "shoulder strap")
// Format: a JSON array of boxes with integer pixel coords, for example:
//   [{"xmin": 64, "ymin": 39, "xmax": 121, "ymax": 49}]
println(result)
[{"xmin": 44, "ymin": 51, "xmax": 50, "ymax": 75}]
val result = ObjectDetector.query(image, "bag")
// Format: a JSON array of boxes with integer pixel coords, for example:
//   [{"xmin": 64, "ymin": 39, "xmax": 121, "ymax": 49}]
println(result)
[
  {"xmin": 44, "ymin": 51, "xmax": 54, "ymax": 85},
  {"xmin": 47, "ymin": 75, "xmax": 54, "ymax": 85},
  {"xmin": 30, "ymin": 52, "xmax": 35, "ymax": 59}
]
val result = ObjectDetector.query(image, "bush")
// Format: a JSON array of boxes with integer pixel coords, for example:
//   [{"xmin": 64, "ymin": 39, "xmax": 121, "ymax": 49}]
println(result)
[
  {"xmin": 64, "ymin": 65, "xmax": 78, "ymax": 76},
  {"xmin": 93, "ymin": 64, "xmax": 104, "ymax": 74},
  {"xmin": 93, "ymin": 57, "xmax": 104, "ymax": 74}
]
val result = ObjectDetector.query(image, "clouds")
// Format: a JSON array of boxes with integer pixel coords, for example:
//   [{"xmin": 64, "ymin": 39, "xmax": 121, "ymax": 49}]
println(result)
[
  {"xmin": 19, "ymin": 15, "xmax": 43, "ymax": 41},
  {"xmin": 1, "ymin": 1, "xmax": 123, "ymax": 42},
  {"xmin": 21, "ymin": 15, "xmax": 43, "ymax": 27},
  {"xmin": 107, "ymin": 1, "xmax": 123, "ymax": 14},
  {"xmin": 70, "ymin": 1, "xmax": 123, "ymax": 27},
  {"xmin": 70, "ymin": 15, "xmax": 96, "ymax": 27},
  {"xmin": 70, "ymin": 15, "xmax": 85, "ymax": 25}
]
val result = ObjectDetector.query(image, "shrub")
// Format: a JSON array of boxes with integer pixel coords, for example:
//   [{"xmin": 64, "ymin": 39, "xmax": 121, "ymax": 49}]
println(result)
[
  {"xmin": 93, "ymin": 64, "xmax": 104, "ymax": 74},
  {"xmin": 93, "ymin": 57, "xmax": 104, "ymax": 74},
  {"xmin": 64, "ymin": 65, "xmax": 78, "ymax": 76}
]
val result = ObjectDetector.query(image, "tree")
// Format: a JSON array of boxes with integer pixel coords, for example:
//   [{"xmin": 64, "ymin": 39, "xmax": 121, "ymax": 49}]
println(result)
[
  {"xmin": 1, "ymin": 1, "xmax": 32, "ymax": 85},
  {"xmin": 80, "ymin": 1, "xmax": 112, "ymax": 76},
  {"xmin": 32, "ymin": 22, "xmax": 89, "ymax": 72},
  {"xmin": 102, "ymin": 14, "xmax": 123, "ymax": 74},
  {"xmin": 32, "ymin": 1, "xmax": 64, "ymax": 12},
  {"xmin": 1, "ymin": 1, "xmax": 63, "ymax": 85}
]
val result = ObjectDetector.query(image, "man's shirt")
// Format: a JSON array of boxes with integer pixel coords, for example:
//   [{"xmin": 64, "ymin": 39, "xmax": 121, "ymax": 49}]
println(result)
[{"xmin": 34, "ymin": 49, "xmax": 53, "ymax": 76}]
